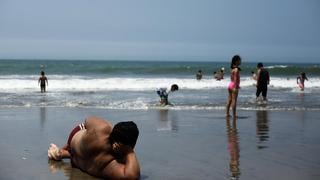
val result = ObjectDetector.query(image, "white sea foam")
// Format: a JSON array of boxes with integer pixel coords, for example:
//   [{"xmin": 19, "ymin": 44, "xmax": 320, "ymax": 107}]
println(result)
[
  {"xmin": 265, "ymin": 65, "xmax": 288, "ymax": 69},
  {"xmin": 0, "ymin": 75, "xmax": 319, "ymax": 92}
]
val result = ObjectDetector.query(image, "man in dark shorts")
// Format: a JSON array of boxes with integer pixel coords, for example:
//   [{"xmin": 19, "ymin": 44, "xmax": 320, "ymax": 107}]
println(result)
[
  {"xmin": 256, "ymin": 63, "xmax": 270, "ymax": 101},
  {"xmin": 38, "ymin": 71, "xmax": 48, "ymax": 93}
]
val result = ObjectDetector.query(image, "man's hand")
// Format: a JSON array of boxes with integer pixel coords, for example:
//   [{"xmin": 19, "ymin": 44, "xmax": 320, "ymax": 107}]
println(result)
[
  {"xmin": 48, "ymin": 143, "xmax": 62, "ymax": 161},
  {"xmin": 112, "ymin": 142, "xmax": 133, "ymax": 157}
]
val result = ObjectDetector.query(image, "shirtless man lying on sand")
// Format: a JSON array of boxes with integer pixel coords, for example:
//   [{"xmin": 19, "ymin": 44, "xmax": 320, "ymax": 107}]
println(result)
[{"xmin": 48, "ymin": 116, "xmax": 140, "ymax": 180}]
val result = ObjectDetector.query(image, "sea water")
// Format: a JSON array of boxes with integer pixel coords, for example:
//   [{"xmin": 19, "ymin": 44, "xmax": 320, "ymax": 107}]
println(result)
[{"xmin": 0, "ymin": 59, "xmax": 319, "ymax": 110}]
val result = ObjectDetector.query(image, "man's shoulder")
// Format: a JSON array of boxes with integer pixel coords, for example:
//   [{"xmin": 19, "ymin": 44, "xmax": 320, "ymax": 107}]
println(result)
[{"xmin": 86, "ymin": 117, "xmax": 113, "ymax": 132}]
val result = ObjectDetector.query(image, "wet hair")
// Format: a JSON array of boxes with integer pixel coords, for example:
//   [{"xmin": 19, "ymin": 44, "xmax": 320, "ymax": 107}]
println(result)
[
  {"xmin": 109, "ymin": 121, "xmax": 139, "ymax": 148},
  {"xmin": 301, "ymin": 72, "xmax": 306, "ymax": 78},
  {"xmin": 257, "ymin": 62, "xmax": 263, "ymax": 68},
  {"xmin": 41, "ymin": 71, "xmax": 45, "ymax": 76},
  {"xmin": 230, "ymin": 55, "xmax": 241, "ymax": 69},
  {"xmin": 171, "ymin": 84, "xmax": 179, "ymax": 91}
]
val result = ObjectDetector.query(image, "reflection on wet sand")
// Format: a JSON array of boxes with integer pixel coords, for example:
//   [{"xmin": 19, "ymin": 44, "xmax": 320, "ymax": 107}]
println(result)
[
  {"xmin": 256, "ymin": 110, "xmax": 270, "ymax": 149},
  {"xmin": 48, "ymin": 160, "xmax": 98, "ymax": 180},
  {"xmin": 156, "ymin": 110, "xmax": 178, "ymax": 131},
  {"xmin": 226, "ymin": 116, "xmax": 240, "ymax": 179},
  {"xmin": 39, "ymin": 96, "xmax": 47, "ymax": 129}
]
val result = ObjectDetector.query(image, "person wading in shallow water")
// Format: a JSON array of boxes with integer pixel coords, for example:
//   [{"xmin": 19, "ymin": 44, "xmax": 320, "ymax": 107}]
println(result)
[
  {"xmin": 297, "ymin": 72, "xmax": 308, "ymax": 91},
  {"xmin": 38, "ymin": 71, "xmax": 48, "ymax": 93},
  {"xmin": 226, "ymin": 55, "xmax": 241, "ymax": 118},
  {"xmin": 255, "ymin": 63, "xmax": 270, "ymax": 101}
]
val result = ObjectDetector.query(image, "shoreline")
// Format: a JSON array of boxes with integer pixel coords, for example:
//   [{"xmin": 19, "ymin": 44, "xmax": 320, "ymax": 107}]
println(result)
[{"xmin": 0, "ymin": 107, "xmax": 319, "ymax": 179}]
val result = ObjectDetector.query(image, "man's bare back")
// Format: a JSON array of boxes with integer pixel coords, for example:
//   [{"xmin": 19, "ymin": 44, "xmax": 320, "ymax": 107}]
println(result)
[{"xmin": 48, "ymin": 116, "xmax": 140, "ymax": 179}]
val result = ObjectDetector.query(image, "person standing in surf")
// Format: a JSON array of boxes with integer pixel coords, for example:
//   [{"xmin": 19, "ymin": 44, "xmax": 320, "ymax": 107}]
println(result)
[
  {"xmin": 297, "ymin": 72, "xmax": 308, "ymax": 91},
  {"xmin": 38, "ymin": 71, "xmax": 48, "ymax": 93},
  {"xmin": 226, "ymin": 55, "xmax": 241, "ymax": 117},
  {"xmin": 255, "ymin": 63, "xmax": 270, "ymax": 101},
  {"xmin": 196, "ymin": 70, "xmax": 203, "ymax": 80}
]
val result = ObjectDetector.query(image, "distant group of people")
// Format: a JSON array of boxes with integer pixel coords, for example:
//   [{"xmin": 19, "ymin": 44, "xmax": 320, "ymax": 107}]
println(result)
[{"xmin": 196, "ymin": 67, "xmax": 225, "ymax": 81}]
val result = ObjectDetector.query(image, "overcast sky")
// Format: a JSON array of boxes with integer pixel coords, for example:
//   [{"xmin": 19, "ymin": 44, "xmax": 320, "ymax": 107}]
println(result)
[{"xmin": 0, "ymin": 0, "xmax": 319, "ymax": 61}]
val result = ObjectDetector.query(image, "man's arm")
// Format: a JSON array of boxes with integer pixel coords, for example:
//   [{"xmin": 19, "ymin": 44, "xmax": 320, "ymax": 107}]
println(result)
[
  {"xmin": 256, "ymin": 69, "xmax": 261, "ymax": 86},
  {"xmin": 102, "ymin": 149, "xmax": 140, "ymax": 180}
]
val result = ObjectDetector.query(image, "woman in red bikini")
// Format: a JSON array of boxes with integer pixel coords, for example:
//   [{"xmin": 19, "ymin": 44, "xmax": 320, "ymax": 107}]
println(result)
[{"xmin": 226, "ymin": 55, "xmax": 241, "ymax": 118}]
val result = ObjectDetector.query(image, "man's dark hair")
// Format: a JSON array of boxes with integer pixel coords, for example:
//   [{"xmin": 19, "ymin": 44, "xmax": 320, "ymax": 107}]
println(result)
[
  {"xmin": 257, "ymin": 62, "xmax": 263, "ymax": 68},
  {"xmin": 41, "ymin": 71, "xmax": 45, "ymax": 76},
  {"xmin": 110, "ymin": 121, "xmax": 139, "ymax": 148}
]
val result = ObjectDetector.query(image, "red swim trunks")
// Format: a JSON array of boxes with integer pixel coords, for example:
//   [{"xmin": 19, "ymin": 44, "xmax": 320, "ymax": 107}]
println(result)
[{"xmin": 67, "ymin": 123, "xmax": 86, "ymax": 146}]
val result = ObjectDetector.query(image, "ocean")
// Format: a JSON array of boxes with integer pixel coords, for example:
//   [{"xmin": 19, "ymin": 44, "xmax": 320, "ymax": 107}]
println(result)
[{"xmin": 1, "ymin": 59, "xmax": 320, "ymax": 111}]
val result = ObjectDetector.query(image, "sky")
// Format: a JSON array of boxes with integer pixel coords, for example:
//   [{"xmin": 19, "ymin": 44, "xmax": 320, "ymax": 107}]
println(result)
[{"xmin": 0, "ymin": 0, "xmax": 319, "ymax": 61}]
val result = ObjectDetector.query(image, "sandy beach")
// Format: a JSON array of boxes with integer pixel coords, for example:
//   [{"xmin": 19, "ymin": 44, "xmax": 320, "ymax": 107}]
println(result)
[{"xmin": 0, "ymin": 107, "xmax": 319, "ymax": 180}]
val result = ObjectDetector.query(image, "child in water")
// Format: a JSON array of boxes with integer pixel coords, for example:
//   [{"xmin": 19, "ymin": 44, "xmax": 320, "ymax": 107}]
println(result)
[
  {"xmin": 297, "ymin": 72, "xmax": 308, "ymax": 91},
  {"xmin": 156, "ymin": 84, "xmax": 179, "ymax": 106}
]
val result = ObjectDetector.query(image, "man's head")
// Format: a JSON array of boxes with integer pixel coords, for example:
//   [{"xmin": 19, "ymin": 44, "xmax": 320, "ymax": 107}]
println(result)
[
  {"xmin": 41, "ymin": 71, "xmax": 45, "ymax": 76},
  {"xmin": 171, "ymin": 84, "xmax": 179, "ymax": 92},
  {"xmin": 110, "ymin": 121, "xmax": 139, "ymax": 149},
  {"xmin": 257, "ymin": 62, "xmax": 263, "ymax": 68}
]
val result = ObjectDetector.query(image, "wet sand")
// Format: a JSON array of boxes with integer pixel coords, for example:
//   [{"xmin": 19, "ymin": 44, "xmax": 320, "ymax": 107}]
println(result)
[{"xmin": 0, "ymin": 107, "xmax": 319, "ymax": 180}]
